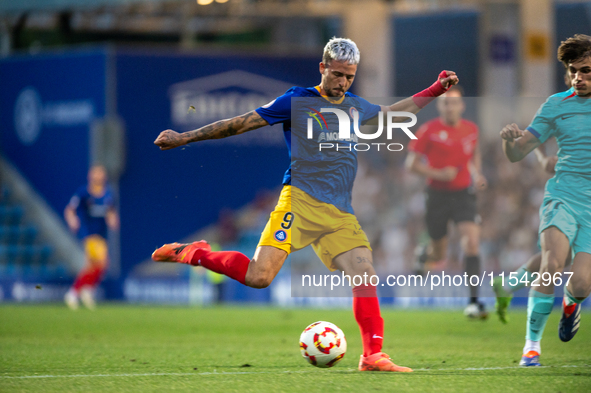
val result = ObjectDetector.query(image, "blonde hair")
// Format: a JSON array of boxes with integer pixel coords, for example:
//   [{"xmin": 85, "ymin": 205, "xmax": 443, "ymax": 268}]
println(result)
[{"xmin": 322, "ymin": 37, "xmax": 360, "ymax": 65}]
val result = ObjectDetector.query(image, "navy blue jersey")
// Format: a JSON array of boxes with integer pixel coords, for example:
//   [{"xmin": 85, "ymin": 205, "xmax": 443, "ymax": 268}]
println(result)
[
  {"xmin": 67, "ymin": 185, "xmax": 116, "ymax": 239},
  {"xmin": 256, "ymin": 86, "xmax": 381, "ymax": 213}
]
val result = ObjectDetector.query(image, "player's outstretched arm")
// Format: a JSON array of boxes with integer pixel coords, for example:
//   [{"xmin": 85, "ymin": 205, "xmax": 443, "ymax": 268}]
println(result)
[
  {"xmin": 154, "ymin": 110, "xmax": 269, "ymax": 150},
  {"xmin": 381, "ymin": 70, "xmax": 459, "ymax": 115},
  {"xmin": 500, "ymin": 123, "xmax": 541, "ymax": 162}
]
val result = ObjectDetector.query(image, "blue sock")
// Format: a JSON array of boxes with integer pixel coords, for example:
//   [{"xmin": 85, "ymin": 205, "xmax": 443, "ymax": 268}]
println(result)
[{"xmin": 526, "ymin": 289, "xmax": 554, "ymax": 342}]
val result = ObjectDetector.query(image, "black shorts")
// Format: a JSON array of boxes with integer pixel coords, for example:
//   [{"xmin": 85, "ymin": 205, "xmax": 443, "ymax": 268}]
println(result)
[{"xmin": 425, "ymin": 187, "xmax": 479, "ymax": 240}]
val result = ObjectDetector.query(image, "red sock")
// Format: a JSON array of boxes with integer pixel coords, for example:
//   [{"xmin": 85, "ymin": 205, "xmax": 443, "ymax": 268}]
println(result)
[
  {"xmin": 191, "ymin": 250, "xmax": 250, "ymax": 285},
  {"xmin": 352, "ymin": 284, "xmax": 384, "ymax": 357},
  {"xmin": 73, "ymin": 265, "xmax": 104, "ymax": 291}
]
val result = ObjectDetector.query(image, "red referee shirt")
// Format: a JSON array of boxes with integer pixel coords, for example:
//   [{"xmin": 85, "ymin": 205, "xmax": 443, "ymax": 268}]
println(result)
[{"xmin": 408, "ymin": 118, "xmax": 478, "ymax": 191}]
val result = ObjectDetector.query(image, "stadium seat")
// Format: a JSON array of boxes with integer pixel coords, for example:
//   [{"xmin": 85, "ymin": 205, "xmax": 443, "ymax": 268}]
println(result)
[
  {"xmin": 0, "ymin": 183, "xmax": 61, "ymax": 278},
  {"xmin": 0, "ymin": 205, "xmax": 24, "ymax": 226},
  {"xmin": 0, "ymin": 226, "xmax": 38, "ymax": 245}
]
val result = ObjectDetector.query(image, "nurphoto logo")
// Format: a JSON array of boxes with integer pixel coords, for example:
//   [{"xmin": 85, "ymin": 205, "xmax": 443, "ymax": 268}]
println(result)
[{"xmin": 306, "ymin": 107, "xmax": 418, "ymax": 151}]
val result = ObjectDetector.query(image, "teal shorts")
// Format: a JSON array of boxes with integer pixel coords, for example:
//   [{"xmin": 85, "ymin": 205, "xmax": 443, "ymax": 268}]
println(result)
[{"xmin": 539, "ymin": 198, "xmax": 591, "ymax": 255}]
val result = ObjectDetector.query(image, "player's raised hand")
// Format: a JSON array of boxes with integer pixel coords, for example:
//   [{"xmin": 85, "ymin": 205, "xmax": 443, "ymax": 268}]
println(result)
[
  {"xmin": 439, "ymin": 70, "xmax": 459, "ymax": 89},
  {"xmin": 500, "ymin": 123, "xmax": 524, "ymax": 142},
  {"xmin": 154, "ymin": 130, "xmax": 186, "ymax": 150}
]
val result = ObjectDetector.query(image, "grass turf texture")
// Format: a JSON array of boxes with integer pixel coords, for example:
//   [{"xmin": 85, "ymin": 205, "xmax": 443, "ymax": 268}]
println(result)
[{"xmin": 1, "ymin": 305, "xmax": 590, "ymax": 392}]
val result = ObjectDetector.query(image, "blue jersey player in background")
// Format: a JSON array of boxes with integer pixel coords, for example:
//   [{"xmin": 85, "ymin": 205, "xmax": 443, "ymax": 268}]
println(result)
[
  {"xmin": 500, "ymin": 34, "xmax": 591, "ymax": 366},
  {"xmin": 152, "ymin": 37, "xmax": 458, "ymax": 372},
  {"xmin": 64, "ymin": 165, "xmax": 119, "ymax": 310}
]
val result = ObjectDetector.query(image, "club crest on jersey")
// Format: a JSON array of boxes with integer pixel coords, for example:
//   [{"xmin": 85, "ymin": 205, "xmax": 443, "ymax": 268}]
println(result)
[{"xmin": 274, "ymin": 229, "xmax": 288, "ymax": 242}]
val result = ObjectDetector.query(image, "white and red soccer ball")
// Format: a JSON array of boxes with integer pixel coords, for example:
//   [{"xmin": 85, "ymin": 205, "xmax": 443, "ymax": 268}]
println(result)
[{"xmin": 299, "ymin": 321, "xmax": 347, "ymax": 368}]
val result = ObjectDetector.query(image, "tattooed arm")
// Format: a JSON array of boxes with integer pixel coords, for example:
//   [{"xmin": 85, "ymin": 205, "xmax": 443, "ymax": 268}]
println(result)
[{"xmin": 154, "ymin": 110, "xmax": 269, "ymax": 150}]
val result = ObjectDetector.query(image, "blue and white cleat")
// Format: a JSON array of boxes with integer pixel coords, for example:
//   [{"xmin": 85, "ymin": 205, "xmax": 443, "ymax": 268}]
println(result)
[
  {"xmin": 519, "ymin": 351, "xmax": 541, "ymax": 367},
  {"xmin": 558, "ymin": 302, "xmax": 581, "ymax": 342}
]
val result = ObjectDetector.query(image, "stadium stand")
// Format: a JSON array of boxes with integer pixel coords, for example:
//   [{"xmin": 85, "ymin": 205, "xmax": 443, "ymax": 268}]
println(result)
[{"xmin": 0, "ymin": 184, "xmax": 67, "ymax": 278}]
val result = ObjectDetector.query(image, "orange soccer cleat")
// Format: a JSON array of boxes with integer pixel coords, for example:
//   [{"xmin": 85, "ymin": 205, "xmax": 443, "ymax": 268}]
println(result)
[
  {"xmin": 358, "ymin": 352, "xmax": 413, "ymax": 372},
  {"xmin": 151, "ymin": 240, "xmax": 211, "ymax": 264}
]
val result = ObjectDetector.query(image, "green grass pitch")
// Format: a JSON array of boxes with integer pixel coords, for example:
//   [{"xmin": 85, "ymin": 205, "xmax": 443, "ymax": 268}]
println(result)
[{"xmin": 1, "ymin": 304, "xmax": 590, "ymax": 392}]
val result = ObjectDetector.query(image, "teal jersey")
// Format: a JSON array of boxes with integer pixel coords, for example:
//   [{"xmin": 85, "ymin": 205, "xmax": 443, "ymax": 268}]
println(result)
[
  {"xmin": 527, "ymin": 88, "xmax": 591, "ymax": 178},
  {"xmin": 530, "ymin": 88, "xmax": 591, "ymax": 253}
]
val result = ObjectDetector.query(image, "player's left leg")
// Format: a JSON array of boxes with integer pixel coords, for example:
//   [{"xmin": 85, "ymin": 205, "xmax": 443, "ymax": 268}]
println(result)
[
  {"xmin": 449, "ymin": 188, "xmax": 486, "ymax": 318},
  {"xmin": 332, "ymin": 247, "xmax": 411, "ymax": 373},
  {"xmin": 457, "ymin": 220, "xmax": 487, "ymax": 319},
  {"xmin": 559, "ymin": 251, "xmax": 591, "ymax": 342}
]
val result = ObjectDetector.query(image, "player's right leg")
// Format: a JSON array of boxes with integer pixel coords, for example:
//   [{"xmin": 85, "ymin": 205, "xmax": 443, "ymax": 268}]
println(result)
[
  {"xmin": 152, "ymin": 242, "xmax": 287, "ymax": 288},
  {"xmin": 153, "ymin": 186, "xmax": 292, "ymax": 288},
  {"xmin": 521, "ymin": 226, "xmax": 570, "ymax": 366},
  {"xmin": 414, "ymin": 188, "xmax": 450, "ymax": 275}
]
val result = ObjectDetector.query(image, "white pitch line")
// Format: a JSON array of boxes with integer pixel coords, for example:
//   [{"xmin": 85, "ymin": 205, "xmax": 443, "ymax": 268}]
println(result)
[
  {"xmin": 413, "ymin": 365, "xmax": 590, "ymax": 372},
  {"xmin": 1, "ymin": 365, "xmax": 589, "ymax": 379},
  {"xmin": 0, "ymin": 371, "xmax": 310, "ymax": 379}
]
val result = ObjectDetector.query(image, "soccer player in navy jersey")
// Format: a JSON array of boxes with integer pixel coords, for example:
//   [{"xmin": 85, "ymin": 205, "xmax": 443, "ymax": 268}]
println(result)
[
  {"xmin": 500, "ymin": 34, "xmax": 591, "ymax": 366},
  {"xmin": 64, "ymin": 165, "xmax": 119, "ymax": 310},
  {"xmin": 153, "ymin": 37, "xmax": 458, "ymax": 372}
]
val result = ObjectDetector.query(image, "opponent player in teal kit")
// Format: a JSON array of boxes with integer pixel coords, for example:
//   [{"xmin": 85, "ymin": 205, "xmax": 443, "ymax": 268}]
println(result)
[
  {"xmin": 500, "ymin": 34, "xmax": 591, "ymax": 366},
  {"xmin": 153, "ymin": 37, "xmax": 458, "ymax": 372}
]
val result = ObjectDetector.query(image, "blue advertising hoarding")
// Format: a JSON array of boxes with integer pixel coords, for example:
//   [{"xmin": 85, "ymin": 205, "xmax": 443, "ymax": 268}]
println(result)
[{"xmin": 0, "ymin": 49, "xmax": 106, "ymax": 215}]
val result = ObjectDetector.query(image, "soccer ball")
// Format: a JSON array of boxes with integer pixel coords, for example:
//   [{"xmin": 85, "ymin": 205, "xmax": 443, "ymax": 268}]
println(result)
[{"xmin": 299, "ymin": 321, "xmax": 347, "ymax": 368}]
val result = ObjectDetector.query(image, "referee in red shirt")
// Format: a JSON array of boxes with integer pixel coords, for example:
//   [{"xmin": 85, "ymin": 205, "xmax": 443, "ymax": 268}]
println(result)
[{"xmin": 405, "ymin": 85, "xmax": 488, "ymax": 319}]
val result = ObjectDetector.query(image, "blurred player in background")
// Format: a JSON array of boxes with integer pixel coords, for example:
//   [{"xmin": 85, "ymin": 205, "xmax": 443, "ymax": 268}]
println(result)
[
  {"xmin": 500, "ymin": 34, "xmax": 591, "ymax": 366},
  {"xmin": 64, "ymin": 165, "xmax": 119, "ymax": 310},
  {"xmin": 152, "ymin": 37, "xmax": 458, "ymax": 372},
  {"xmin": 405, "ymin": 85, "xmax": 488, "ymax": 319}
]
